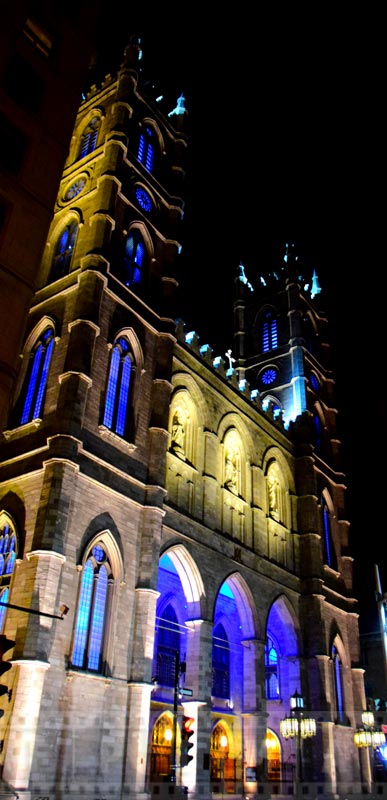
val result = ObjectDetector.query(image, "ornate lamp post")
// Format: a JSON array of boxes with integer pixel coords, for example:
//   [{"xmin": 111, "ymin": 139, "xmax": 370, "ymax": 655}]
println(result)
[
  {"xmin": 354, "ymin": 710, "xmax": 386, "ymax": 792},
  {"xmin": 280, "ymin": 689, "xmax": 316, "ymax": 798}
]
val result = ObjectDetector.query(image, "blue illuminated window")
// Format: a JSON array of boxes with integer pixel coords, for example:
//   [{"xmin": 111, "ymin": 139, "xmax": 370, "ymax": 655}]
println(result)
[
  {"xmin": 155, "ymin": 604, "xmax": 180, "ymax": 687},
  {"xmin": 50, "ymin": 220, "xmax": 78, "ymax": 282},
  {"xmin": 20, "ymin": 327, "xmax": 55, "ymax": 424},
  {"xmin": 77, "ymin": 116, "xmax": 100, "ymax": 160},
  {"xmin": 137, "ymin": 125, "xmax": 155, "ymax": 173},
  {"xmin": 310, "ymin": 373, "xmax": 320, "ymax": 392},
  {"xmin": 135, "ymin": 186, "xmax": 153, "ymax": 213},
  {"xmin": 0, "ymin": 514, "xmax": 18, "ymax": 632},
  {"xmin": 332, "ymin": 644, "xmax": 344, "ymax": 722},
  {"xmin": 71, "ymin": 542, "xmax": 111, "ymax": 672},
  {"xmin": 212, "ymin": 623, "xmax": 230, "ymax": 698},
  {"xmin": 123, "ymin": 230, "xmax": 145, "ymax": 286},
  {"xmin": 265, "ymin": 635, "xmax": 279, "ymax": 699},
  {"xmin": 261, "ymin": 311, "xmax": 278, "ymax": 353},
  {"xmin": 261, "ymin": 368, "xmax": 277, "ymax": 386},
  {"xmin": 321, "ymin": 496, "xmax": 337, "ymax": 570},
  {"xmin": 103, "ymin": 337, "xmax": 133, "ymax": 438}
]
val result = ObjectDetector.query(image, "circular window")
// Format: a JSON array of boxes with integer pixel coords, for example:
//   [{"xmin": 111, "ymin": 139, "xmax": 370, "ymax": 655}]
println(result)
[
  {"xmin": 135, "ymin": 187, "xmax": 153, "ymax": 212},
  {"xmin": 64, "ymin": 177, "xmax": 86, "ymax": 201},
  {"xmin": 261, "ymin": 368, "xmax": 277, "ymax": 386}
]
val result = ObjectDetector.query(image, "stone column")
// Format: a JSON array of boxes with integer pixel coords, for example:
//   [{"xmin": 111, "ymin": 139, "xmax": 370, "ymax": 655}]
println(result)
[{"xmin": 3, "ymin": 660, "xmax": 50, "ymax": 791}]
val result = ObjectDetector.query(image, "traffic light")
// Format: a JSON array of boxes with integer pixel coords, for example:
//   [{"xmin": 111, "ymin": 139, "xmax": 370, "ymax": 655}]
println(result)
[
  {"xmin": 180, "ymin": 715, "xmax": 194, "ymax": 767},
  {"xmin": 0, "ymin": 634, "xmax": 15, "ymax": 709}
]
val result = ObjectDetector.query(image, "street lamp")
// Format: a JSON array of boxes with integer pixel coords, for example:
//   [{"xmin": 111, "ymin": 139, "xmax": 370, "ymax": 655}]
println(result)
[
  {"xmin": 280, "ymin": 689, "xmax": 316, "ymax": 797},
  {"xmin": 354, "ymin": 709, "xmax": 386, "ymax": 791}
]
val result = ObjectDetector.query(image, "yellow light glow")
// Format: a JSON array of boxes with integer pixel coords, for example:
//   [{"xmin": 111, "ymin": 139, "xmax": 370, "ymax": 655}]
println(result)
[
  {"xmin": 220, "ymin": 735, "xmax": 228, "ymax": 748},
  {"xmin": 164, "ymin": 728, "xmax": 172, "ymax": 742}
]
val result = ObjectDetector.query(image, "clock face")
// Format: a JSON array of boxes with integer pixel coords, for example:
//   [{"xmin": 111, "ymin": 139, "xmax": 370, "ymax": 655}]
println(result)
[
  {"xmin": 261, "ymin": 368, "xmax": 277, "ymax": 386},
  {"xmin": 64, "ymin": 177, "xmax": 86, "ymax": 201},
  {"xmin": 135, "ymin": 186, "xmax": 153, "ymax": 212}
]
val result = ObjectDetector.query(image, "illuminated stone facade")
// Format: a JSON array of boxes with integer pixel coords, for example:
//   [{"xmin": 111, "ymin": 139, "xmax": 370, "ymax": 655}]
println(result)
[{"xmin": 0, "ymin": 37, "xmax": 369, "ymax": 800}]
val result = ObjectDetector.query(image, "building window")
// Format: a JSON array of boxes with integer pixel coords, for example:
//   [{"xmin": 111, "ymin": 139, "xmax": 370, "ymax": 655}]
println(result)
[
  {"xmin": 321, "ymin": 495, "xmax": 337, "ymax": 570},
  {"xmin": 212, "ymin": 623, "xmax": 230, "ymax": 698},
  {"xmin": 123, "ymin": 230, "xmax": 145, "ymax": 286},
  {"xmin": 71, "ymin": 542, "xmax": 112, "ymax": 672},
  {"xmin": 137, "ymin": 125, "xmax": 155, "ymax": 173},
  {"xmin": 77, "ymin": 116, "xmax": 100, "ymax": 160},
  {"xmin": 0, "ymin": 513, "xmax": 18, "ymax": 633},
  {"xmin": 332, "ymin": 643, "xmax": 344, "ymax": 722},
  {"xmin": 261, "ymin": 310, "xmax": 278, "ymax": 352},
  {"xmin": 265, "ymin": 635, "xmax": 279, "ymax": 699},
  {"xmin": 49, "ymin": 220, "xmax": 78, "ymax": 282},
  {"xmin": 20, "ymin": 327, "xmax": 55, "ymax": 425},
  {"xmin": 103, "ymin": 337, "xmax": 134, "ymax": 438},
  {"xmin": 155, "ymin": 604, "xmax": 180, "ymax": 687}
]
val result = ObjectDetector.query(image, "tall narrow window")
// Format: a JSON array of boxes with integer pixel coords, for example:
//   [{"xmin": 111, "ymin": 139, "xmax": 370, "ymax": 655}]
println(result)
[
  {"xmin": 20, "ymin": 327, "xmax": 55, "ymax": 424},
  {"xmin": 103, "ymin": 337, "xmax": 133, "ymax": 438},
  {"xmin": 137, "ymin": 125, "xmax": 155, "ymax": 173},
  {"xmin": 321, "ymin": 495, "xmax": 337, "ymax": 570},
  {"xmin": 332, "ymin": 643, "xmax": 344, "ymax": 722},
  {"xmin": 123, "ymin": 230, "xmax": 145, "ymax": 286},
  {"xmin": 261, "ymin": 310, "xmax": 278, "ymax": 352},
  {"xmin": 50, "ymin": 220, "xmax": 78, "ymax": 282},
  {"xmin": 0, "ymin": 513, "xmax": 18, "ymax": 633},
  {"xmin": 77, "ymin": 116, "xmax": 100, "ymax": 160},
  {"xmin": 155, "ymin": 604, "xmax": 180, "ymax": 687},
  {"xmin": 71, "ymin": 542, "xmax": 112, "ymax": 672},
  {"xmin": 212, "ymin": 622, "xmax": 230, "ymax": 698},
  {"xmin": 265, "ymin": 635, "xmax": 279, "ymax": 699}
]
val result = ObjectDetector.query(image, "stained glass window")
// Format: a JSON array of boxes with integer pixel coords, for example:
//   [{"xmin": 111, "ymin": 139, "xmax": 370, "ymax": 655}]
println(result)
[
  {"xmin": 265, "ymin": 635, "xmax": 279, "ymax": 699},
  {"xmin": 262, "ymin": 311, "xmax": 278, "ymax": 353},
  {"xmin": 0, "ymin": 514, "xmax": 18, "ymax": 632},
  {"xmin": 71, "ymin": 542, "xmax": 111, "ymax": 672},
  {"xmin": 77, "ymin": 116, "xmax": 100, "ymax": 160},
  {"xmin": 50, "ymin": 220, "xmax": 78, "ymax": 282},
  {"xmin": 332, "ymin": 644, "xmax": 344, "ymax": 722},
  {"xmin": 212, "ymin": 623, "xmax": 230, "ymax": 698},
  {"xmin": 123, "ymin": 230, "xmax": 145, "ymax": 286},
  {"xmin": 137, "ymin": 125, "xmax": 155, "ymax": 173},
  {"xmin": 103, "ymin": 337, "xmax": 133, "ymax": 438},
  {"xmin": 20, "ymin": 327, "xmax": 55, "ymax": 424},
  {"xmin": 155, "ymin": 604, "xmax": 180, "ymax": 687}
]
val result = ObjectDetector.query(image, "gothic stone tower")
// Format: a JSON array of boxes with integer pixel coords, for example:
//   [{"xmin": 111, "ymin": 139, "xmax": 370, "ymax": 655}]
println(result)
[{"xmin": 0, "ymin": 37, "xmax": 367, "ymax": 800}]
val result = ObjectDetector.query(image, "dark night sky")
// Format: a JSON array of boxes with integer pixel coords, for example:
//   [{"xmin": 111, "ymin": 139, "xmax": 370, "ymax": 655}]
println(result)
[{"xmin": 94, "ymin": 11, "xmax": 386, "ymax": 630}]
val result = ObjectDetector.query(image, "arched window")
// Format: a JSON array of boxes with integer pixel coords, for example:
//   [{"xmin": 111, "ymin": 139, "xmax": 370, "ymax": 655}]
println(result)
[
  {"xmin": 137, "ymin": 125, "xmax": 155, "ymax": 173},
  {"xmin": 20, "ymin": 326, "xmax": 55, "ymax": 424},
  {"xmin": 321, "ymin": 494, "xmax": 337, "ymax": 570},
  {"xmin": 122, "ymin": 229, "xmax": 145, "ymax": 286},
  {"xmin": 265, "ymin": 635, "xmax": 280, "ymax": 699},
  {"xmin": 77, "ymin": 116, "xmax": 100, "ymax": 160},
  {"xmin": 261, "ymin": 310, "xmax": 278, "ymax": 353},
  {"xmin": 49, "ymin": 220, "xmax": 78, "ymax": 282},
  {"xmin": 103, "ymin": 337, "xmax": 134, "ymax": 438},
  {"xmin": 71, "ymin": 541, "xmax": 112, "ymax": 672},
  {"xmin": 332, "ymin": 642, "xmax": 344, "ymax": 723},
  {"xmin": 313, "ymin": 410, "xmax": 323, "ymax": 451},
  {"xmin": 0, "ymin": 513, "xmax": 18, "ymax": 633},
  {"xmin": 155, "ymin": 604, "xmax": 180, "ymax": 687},
  {"xmin": 212, "ymin": 622, "xmax": 230, "ymax": 698}
]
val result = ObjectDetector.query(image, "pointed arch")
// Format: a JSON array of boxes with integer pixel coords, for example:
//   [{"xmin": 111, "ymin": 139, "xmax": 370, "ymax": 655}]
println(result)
[
  {"xmin": 102, "ymin": 328, "xmax": 143, "ymax": 442},
  {"xmin": 17, "ymin": 323, "xmax": 56, "ymax": 425},
  {"xmin": 0, "ymin": 511, "xmax": 18, "ymax": 632},
  {"xmin": 49, "ymin": 214, "xmax": 79, "ymax": 283},
  {"xmin": 321, "ymin": 488, "xmax": 338, "ymax": 570},
  {"xmin": 77, "ymin": 113, "xmax": 101, "ymax": 161},
  {"xmin": 330, "ymin": 631, "xmax": 347, "ymax": 725},
  {"xmin": 71, "ymin": 529, "xmax": 123, "ymax": 674},
  {"xmin": 169, "ymin": 388, "xmax": 198, "ymax": 465},
  {"xmin": 120, "ymin": 223, "xmax": 153, "ymax": 288}
]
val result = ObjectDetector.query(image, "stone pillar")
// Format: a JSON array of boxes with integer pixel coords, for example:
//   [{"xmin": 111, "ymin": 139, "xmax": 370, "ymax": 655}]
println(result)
[
  {"xmin": 122, "ymin": 681, "xmax": 153, "ymax": 800},
  {"xmin": 242, "ymin": 638, "xmax": 268, "ymax": 783},
  {"xmin": 184, "ymin": 618, "xmax": 213, "ymax": 800},
  {"xmin": 3, "ymin": 660, "xmax": 50, "ymax": 791}
]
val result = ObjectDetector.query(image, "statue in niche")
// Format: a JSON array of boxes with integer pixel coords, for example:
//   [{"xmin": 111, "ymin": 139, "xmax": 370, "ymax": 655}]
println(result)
[
  {"xmin": 268, "ymin": 472, "xmax": 280, "ymax": 520},
  {"xmin": 224, "ymin": 444, "xmax": 238, "ymax": 494},
  {"xmin": 171, "ymin": 410, "xmax": 185, "ymax": 458}
]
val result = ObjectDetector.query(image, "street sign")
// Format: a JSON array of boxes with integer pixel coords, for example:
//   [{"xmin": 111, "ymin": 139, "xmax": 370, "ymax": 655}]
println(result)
[{"xmin": 179, "ymin": 687, "xmax": 193, "ymax": 696}]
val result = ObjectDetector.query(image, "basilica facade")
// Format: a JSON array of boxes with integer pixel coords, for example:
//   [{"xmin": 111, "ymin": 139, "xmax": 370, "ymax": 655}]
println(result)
[{"xmin": 0, "ymin": 36, "xmax": 369, "ymax": 800}]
